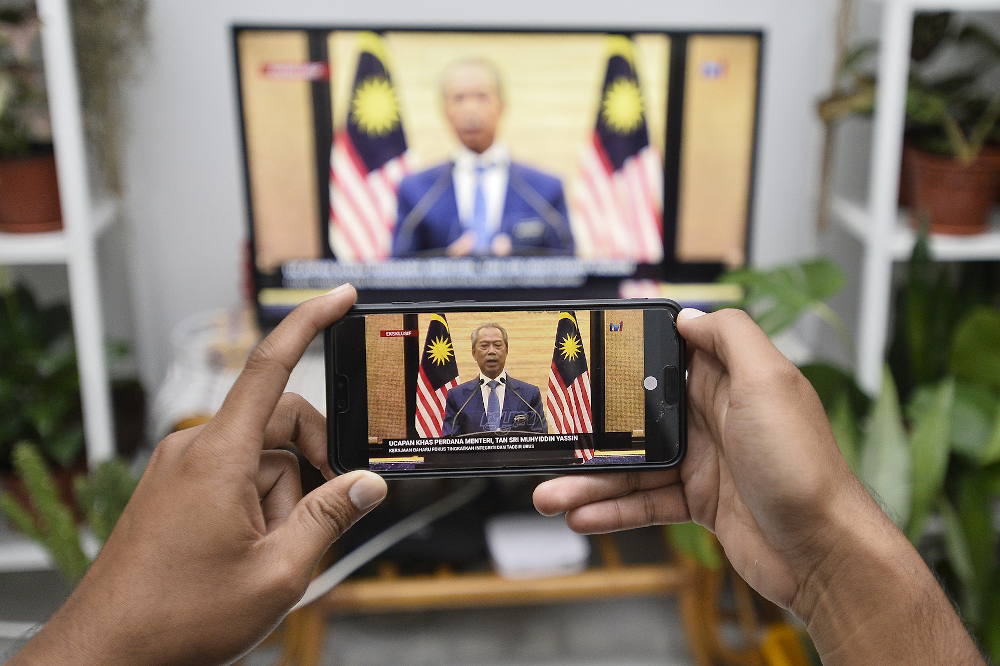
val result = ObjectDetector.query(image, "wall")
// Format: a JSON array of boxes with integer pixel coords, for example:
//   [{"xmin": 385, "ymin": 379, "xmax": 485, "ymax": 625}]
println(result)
[{"xmin": 118, "ymin": 0, "xmax": 838, "ymax": 390}]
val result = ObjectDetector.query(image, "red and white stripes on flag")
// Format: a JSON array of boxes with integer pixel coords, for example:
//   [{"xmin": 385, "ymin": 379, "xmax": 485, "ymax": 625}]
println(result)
[
  {"xmin": 570, "ymin": 138, "xmax": 663, "ymax": 263},
  {"xmin": 329, "ymin": 131, "xmax": 412, "ymax": 262},
  {"xmin": 547, "ymin": 367, "xmax": 594, "ymax": 461},
  {"xmin": 415, "ymin": 366, "xmax": 458, "ymax": 439},
  {"xmin": 414, "ymin": 313, "xmax": 460, "ymax": 439}
]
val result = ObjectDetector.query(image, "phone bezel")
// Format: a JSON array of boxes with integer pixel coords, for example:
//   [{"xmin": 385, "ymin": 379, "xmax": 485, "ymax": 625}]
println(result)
[{"xmin": 325, "ymin": 299, "xmax": 686, "ymax": 477}]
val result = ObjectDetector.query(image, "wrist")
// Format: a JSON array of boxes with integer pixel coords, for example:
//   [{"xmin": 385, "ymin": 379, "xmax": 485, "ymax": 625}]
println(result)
[
  {"xmin": 791, "ymin": 487, "xmax": 982, "ymax": 665},
  {"xmin": 9, "ymin": 564, "xmax": 139, "ymax": 666}
]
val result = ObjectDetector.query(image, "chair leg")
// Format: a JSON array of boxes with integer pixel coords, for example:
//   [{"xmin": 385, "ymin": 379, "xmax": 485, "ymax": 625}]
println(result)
[{"xmin": 281, "ymin": 607, "xmax": 326, "ymax": 666}]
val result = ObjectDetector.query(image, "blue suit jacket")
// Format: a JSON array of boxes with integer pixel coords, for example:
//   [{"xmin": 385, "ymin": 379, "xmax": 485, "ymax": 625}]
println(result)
[
  {"xmin": 441, "ymin": 376, "xmax": 548, "ymax": 437},
  {"xmin": 391, "ymin": 162, "xmax": 574, "ymax": 257}
]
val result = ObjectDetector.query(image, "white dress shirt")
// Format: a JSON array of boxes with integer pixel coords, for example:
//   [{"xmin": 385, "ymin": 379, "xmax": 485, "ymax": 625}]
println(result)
[
  {"xmin": 479, "ymin": 370, "xmax": 507, "ymax": 416},
  {"xmin": 452, "ymin": 142, "xmax": 511, "ymax": 237}
]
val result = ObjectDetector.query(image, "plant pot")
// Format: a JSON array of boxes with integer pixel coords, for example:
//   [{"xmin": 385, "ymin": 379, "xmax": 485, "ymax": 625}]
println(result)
[
  {"xmin": 0, "ymin": 148, "xmax": 63, "ymax": 234},
  {"xmin": 904, "ymin": 143, "xmax": 1000, "ymax": 235}
]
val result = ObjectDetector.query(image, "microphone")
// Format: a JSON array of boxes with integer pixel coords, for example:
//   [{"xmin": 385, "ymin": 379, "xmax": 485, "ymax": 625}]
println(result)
[
  {"xmin": 450, "ymin": 378, "xmax": 485, "ymax": 434},
  {"xmin": 499, "ymin": 377, "xmax": 544, "ymax": 429}
]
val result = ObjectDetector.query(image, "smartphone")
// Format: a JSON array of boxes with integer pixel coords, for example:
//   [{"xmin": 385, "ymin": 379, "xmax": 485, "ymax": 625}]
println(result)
[{"xmin": 326, "ymin": 299, "xmax": 685, "ymax": 477}]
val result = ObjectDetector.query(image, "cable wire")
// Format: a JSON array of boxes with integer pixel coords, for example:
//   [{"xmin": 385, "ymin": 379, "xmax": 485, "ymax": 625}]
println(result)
[{"xmin": 292, "ymin": 478, "xmax": 489, "ymax": 611}]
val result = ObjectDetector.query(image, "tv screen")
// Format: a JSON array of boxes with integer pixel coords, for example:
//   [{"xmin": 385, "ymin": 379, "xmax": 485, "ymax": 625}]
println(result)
[{"xmin": 233, "ymin": 27, "xmax": 762, "ymax": 323}]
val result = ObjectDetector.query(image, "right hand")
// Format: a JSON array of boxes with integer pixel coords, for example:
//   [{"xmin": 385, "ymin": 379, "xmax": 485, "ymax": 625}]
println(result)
[{"xmin": 534, "ymin": 309, "xmax": 884, "ymax": 614}]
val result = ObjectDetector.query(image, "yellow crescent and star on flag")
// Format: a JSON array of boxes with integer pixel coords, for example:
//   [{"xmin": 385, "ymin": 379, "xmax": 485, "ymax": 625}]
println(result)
[
  {"xmin": 424, "ymin": 314, "xmax": 455, "ymax": 366},
  {"xmin": 350, "ymin": 32, "xmax": 401, "ymax": 137},
  {"xmin": 557, "ymin": 312, "xmax": 583, "ymax": 362},
  {"xmin": 600, "ymin": 35, "xmax": 645, "ymax": 136}
]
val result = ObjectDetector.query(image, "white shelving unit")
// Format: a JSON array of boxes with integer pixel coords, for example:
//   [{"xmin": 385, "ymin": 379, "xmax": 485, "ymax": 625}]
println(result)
[
  {"xmin": 0, "ymin": 0, "xmax": 117, "ymax": 574},
  {"xmin": 830, "ymin": 0, "xmax": 1000, "ymax": 395}
]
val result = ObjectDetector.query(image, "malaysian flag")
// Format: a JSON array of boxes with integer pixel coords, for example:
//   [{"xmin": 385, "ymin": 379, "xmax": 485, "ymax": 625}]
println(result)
[
  {"xmin": 546, "ymin": 312, "xmax": 594, "ymax": 461},
  {"xmin": 570, "ymin": 35, "xmax": 663, "ymax": 262},
  {"xmin": 330, "ymin": 32, "xmax": 412, "ymax": 262},
  {"xmin": 415, "ymin": 314, "xmax": 460, "ymax": 438}
]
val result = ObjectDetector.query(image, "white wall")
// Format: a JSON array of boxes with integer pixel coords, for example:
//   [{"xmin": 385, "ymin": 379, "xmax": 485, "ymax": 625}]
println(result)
[{"xmin": 118, "ymin": 0, "xmax": 838, "ymax": 390}]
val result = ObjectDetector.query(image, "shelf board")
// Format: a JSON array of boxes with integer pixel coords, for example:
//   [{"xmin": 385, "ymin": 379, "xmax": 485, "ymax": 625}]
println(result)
[
  {"xmin": 0, "ymin": 525, "xmax": 100, "ymax": 574},
  {"xmin": 0, "ymin": 196, "xmax": 119, "ymax": 265},
  {"xmin": 0, "ymin": 532, "xmax": 51, "ymax": 573},
  {"xmin": 832, "ymin": 196, "xmax": 1000, "ymax": 261}
]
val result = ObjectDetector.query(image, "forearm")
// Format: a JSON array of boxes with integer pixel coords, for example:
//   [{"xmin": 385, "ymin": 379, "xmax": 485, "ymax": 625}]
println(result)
[
  {"xmin": 795, "ymin": 498, "xmax": 984, "ymax": 665},
  {"xmin": 7, "ymin": 560, "xmax": 145, "ymax": 666}
]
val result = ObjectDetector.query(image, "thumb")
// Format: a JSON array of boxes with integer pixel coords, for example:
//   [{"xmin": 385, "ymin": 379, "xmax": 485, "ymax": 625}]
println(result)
[
  {"xmin": 676, "ymin": 308, "xmax": 784, "ymax": 378},
  {"xmin": 269, "ymin": 471, "xmax": 387, "ymax": 571}
]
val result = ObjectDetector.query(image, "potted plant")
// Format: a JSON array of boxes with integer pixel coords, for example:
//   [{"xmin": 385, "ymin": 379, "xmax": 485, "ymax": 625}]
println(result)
[
  {"xmin": 819, "ymin": 13, "xmax": 1000, "ymax": 234},
  {"xmin": 0, "ymin": 5, "xmax": 61, "ymax": 233},
  {"xmin": 0, "ymin": 277, "xmax": 85, "ymax": 474},
  {"xmin": 0, "ymin": 441, "xmax": 136, "ymax": 583}
]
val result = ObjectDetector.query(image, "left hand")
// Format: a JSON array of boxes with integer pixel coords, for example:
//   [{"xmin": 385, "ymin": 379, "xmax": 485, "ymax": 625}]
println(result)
[{"xmin": 11, "ymin": 284, "xmax": 387, "ymax": 666}]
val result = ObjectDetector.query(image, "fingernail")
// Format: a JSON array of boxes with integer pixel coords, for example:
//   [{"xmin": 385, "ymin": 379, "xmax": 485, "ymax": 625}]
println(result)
[
  {"xmin": 326, "ymin": 283, "xmax": 353, "ymax": 295},
  {"xmin": 678, "ymin": 308, "xmax": 707, "ymax": 320},
  {"xmin": 348, "ymin": 473, "xmax": 387, "ymax": 511}
]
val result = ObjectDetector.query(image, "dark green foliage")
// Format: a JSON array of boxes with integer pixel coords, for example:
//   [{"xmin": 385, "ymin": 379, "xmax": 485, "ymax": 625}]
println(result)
[{"xmin": 0, "ymin": 284, "xmax": 84, "ymax": 468}]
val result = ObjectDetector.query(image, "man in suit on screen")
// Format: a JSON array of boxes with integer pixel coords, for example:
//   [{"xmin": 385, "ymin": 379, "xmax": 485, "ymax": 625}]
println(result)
[
  {"xmin": 442, "ymin": 323, "xmax": 547, "ymax": 437},
  {"xmin": 391, "ymin": 59, "xmax": 575, "ymax": 257}
]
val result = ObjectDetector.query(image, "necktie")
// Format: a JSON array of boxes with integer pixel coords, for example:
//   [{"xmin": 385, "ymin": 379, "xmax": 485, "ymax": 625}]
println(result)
[
  {"xmin": 486, "ymin": 380, "xmax": 500, "ymax": 431},
  {"xmin": 472, "ymin": 165, "xmax": 489, "ymax": 254}
]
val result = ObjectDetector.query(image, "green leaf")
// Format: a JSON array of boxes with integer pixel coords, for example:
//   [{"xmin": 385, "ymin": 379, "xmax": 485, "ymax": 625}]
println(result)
[
  {"xmin": 799, "ymin": 362, "xmax": 871, "ymax": 419},
  {"xmin": 939, "ymin": 496, "xmax": 976, "ymax": 604},
  {"xmin": 829, "ymin": 392, "xmax": 860, "ymax": 473},
  {"xmin": 948, "ymin": 383, "xmax": 1000, "ymax": 460},
  {"xmin": 8, "ymin": 442, "xmax": 89, "ymax": 582},
  {"xmin": 841, "ymin": 41, "xmax": 878, "ymax": 74},
  {"xmin": 981, "ymin": 401, "xmax": 1000, "ymax": 466},
  {"xmin": 45, "ymin": 426, "xmax": 85, "ymax": 469},
  {"xmin": 73, "ymin": 460, "xmax": 137, "ymax": 545},
  {"xmin": 0, "ymin": 491, "xmax": 42, "ymax": 542},
  {"xmin": 954, "ymin": 467, "xmax": 1000, "ymax": 627},
  {"xmin": 859, "ymin": 367, "xmax": 912, "ymax": 527},
  {"xmin": 720, "ymin": 259, "xmax": 848, "ymax": 343},
  {"xmin": 981, "ymin": 577, "xmax": 1000, "ymax": 664},
  {"xmin": 950, "ymin": 307, "xmax": 1000, "ymax": 389},
  {"xmin": 905, "ymin": 378, "xmax": 954, "ymax": 541},
  {"xmin": 666, "ymin": 522, "xmax": 722, "ymax": 570}
]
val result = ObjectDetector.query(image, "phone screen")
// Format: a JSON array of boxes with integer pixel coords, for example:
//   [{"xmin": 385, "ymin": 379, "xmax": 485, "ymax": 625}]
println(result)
[{"xmin": 328, "ymin": 303, "xmax": 684, "ymax": 475}]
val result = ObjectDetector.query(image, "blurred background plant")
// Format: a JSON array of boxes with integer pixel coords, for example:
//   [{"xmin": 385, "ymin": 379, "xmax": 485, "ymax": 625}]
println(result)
[
  {"xmin": 69, "ymin": 0, "xmax": 146, "ymax": 193},
  {"xmin": 0, "ymin": 273, "xmax": 85, "ymax": 469},
  {"xmin": 0, "ymin": 3, "xmax": 49, "ymax": 156},
  {"xmin": 819, "ymin": 11, "xmax": 1000, "ymax": 163},
  {"xmin": 0, "ymin": 441, "xmax": 136, "ymax": 583},
  {"xmin": 0, "ymin": 0, "xmax": 146, "ymax": 187}
]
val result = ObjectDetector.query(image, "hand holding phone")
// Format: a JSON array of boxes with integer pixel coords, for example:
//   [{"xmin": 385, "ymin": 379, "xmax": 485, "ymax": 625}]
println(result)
[{"xmin": 326, "ymin": 299, "xmax": 685, "ymax": 477}]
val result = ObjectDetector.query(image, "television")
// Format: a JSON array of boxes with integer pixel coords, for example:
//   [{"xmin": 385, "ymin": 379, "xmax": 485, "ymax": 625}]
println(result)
[{"xmin": 233, "ymin": 26, "xmax": 763, "ymax": 324}]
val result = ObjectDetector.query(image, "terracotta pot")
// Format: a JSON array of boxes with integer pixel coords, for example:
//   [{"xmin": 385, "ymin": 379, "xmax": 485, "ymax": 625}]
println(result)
[
  {"xmin": 904, "ymin": 143, "xmax": 1000, "ymax": 235},
  {"xmin": 0, "ymin": 149, "xmax": 63, "ymax": 233}
]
